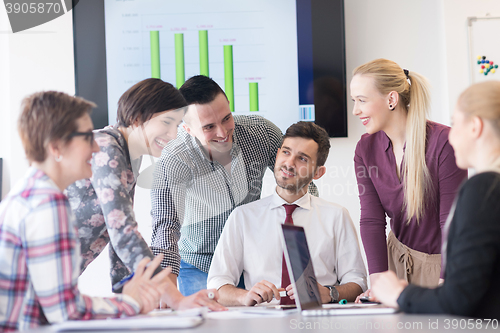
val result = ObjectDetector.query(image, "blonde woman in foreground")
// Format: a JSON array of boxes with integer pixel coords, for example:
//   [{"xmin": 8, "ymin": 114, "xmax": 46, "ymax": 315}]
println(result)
[{"xmin": 372, "ymin": 81, "xmax": 500, "ymax": 319}]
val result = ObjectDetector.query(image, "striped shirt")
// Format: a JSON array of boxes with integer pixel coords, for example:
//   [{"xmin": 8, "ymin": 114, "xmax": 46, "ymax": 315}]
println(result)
[
  {"xmin": 0, "ymin": 168, "xmax": 139, "ymax": 332},
  {"xmin": 151, "ymin": 115, "xmax": 285, "ymax": 275}
]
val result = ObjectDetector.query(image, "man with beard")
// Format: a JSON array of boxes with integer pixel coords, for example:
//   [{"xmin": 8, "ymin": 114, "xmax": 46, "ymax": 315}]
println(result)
[{"xmin": 207, "ymin": 122, "xmax": 367, "ymax": 306}]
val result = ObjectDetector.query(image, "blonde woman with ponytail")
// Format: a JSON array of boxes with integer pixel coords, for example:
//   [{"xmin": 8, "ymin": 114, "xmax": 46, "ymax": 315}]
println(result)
[
  {"xmin": 371, "ymin": 81, "xmax": 500, "ymax": 318},
  {"xmin": 351, "ymin": 59, "xmax": 467, "ymax": 298}
]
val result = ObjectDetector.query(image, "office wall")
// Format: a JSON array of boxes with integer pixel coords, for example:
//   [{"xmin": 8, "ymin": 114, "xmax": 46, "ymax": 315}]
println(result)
[
  {"xmin": 129, "ymin": 0, "xmax": 451, "ymax": 297},
  {"xmin": 442, "ymin": 0, "xmax": 500, "ymax": 115},
  {"xmin": 0, "ymin": 9, "xmax": 75, "ymax": 199},
  {"xmin": 0, "ymin": 8, "xmax": 11, "ymax": 199},
  {"xmin": 2, "ymin": 1, "xmax": 499, "ymax": 297}
]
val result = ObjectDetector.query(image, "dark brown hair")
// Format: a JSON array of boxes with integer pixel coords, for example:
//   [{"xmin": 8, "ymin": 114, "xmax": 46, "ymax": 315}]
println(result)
[
  {"xmin": 283, "ymin": 121, "xmax": 331, "ymax": 166},
  {"xmin": 18, "ymin": 91, "xmax": 96, "ymax": 163},
  {"xmin": 116, "ymin": 78, "xmax": 187, "ymax": 127},
  {"xmin": 179, "ymin": 75, "xmax": 226, "ymax": 105}
]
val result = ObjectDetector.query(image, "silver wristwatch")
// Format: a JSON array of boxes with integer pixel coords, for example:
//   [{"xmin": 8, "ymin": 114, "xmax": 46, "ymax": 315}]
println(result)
[{"xmin": 325, "ymin": 285, "xmax": 339, "ymax": 303}]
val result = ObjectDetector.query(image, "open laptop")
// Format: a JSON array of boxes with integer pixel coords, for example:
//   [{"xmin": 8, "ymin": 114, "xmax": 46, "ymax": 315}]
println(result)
[{"xmin": 281, "ymin": 224, "xmax": 397, "ymax": 316}]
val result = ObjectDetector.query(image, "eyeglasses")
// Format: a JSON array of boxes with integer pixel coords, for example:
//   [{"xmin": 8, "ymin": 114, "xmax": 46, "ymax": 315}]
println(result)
[{"xmin": 68, "ymin": 131, "xmax": 94, "ymax": 145}]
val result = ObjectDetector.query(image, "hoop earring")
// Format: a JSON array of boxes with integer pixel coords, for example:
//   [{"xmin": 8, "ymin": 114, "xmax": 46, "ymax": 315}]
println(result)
[
  {"xmin": 55, "ymin": 155, "xmax": 63, "ymax": 162},
  {"xmin": 389, "ymin": 105, "xmax": 395, "ymax": 111}
]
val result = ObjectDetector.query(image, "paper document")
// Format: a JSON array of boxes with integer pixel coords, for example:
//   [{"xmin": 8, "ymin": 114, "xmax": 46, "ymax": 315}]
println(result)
[{"xmin": 53, "ymin": 309, "xmax": 204, "ymax": 331}]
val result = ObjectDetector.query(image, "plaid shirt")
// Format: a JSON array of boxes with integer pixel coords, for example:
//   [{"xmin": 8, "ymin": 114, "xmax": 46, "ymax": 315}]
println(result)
[
  {"xmin": 0, "ymin": 168, "xmax": 139, "ymax": 332},
  {"xmin": 151, "ymin": 115, "xmax": 318, "ymax": 275}
]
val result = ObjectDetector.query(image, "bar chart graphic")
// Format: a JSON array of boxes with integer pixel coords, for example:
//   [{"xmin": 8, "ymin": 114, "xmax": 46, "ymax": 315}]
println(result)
[
  {"xmin": 199, "ymin": 30, "xmax": 209, "ymax": 77},
  {"xmin": 147, "ymin": 28, "xmax": 256, "ymax": 112},
  {"xmin": 223, "ymin": 45, "xmax": 234, "ymax": 111},
  {"xmin": 249, "ymin": 82, "xmax": 259, "ymax": 112},
  {"xmin": 104, "ymin": 0, "xmax": 301, "ymax": 132},
  {"xmin": 149, "ymin": 31, "xmax": 161, "ymax": 79}
]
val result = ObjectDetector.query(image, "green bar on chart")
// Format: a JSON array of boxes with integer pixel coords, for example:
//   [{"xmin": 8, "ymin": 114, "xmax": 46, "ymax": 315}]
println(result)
[
  {"xmin": 249, "ymin": 82, "xmax": 259, "ymax": 111},
  {"xmin": 175, "ymin": 33, "xmax": 185, "ymax": 88},
  {"xmin": 199, "ymin": 30, "xmax": 209, "ymax": 76},
  {"xmin": 224, "ymin": 45, "xmax": 234, "ymax": 111},
  {"xmin": 150, "ymin": 31, "xmax": 161, "ymax": 79}
]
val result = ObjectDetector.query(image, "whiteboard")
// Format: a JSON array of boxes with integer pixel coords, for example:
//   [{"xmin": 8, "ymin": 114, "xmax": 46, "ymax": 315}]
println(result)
[{"xmin": 468, "ymin": 17, "xmax": 500, "ymax": 84}]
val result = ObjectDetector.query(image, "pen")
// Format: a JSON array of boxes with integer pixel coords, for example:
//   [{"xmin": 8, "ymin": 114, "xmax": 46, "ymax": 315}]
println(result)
[
  {"xmin": 112, "ymin": 261, "xmax": 156, "ymax": 293},
  {"xmin": 112, "ymin": 273, "xmax": 134, "ymax": 293}
]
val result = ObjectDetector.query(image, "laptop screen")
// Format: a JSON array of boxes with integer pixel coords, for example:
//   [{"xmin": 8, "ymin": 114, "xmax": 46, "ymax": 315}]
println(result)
[{"xmin": 281, "ymin": 224, "xmax": 322, "ymax": 310}]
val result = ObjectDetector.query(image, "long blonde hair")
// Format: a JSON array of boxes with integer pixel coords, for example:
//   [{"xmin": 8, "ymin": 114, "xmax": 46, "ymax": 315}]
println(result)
[{"xmin": 353, "ymin": 59, "xmax": 432, "ymax": 223}]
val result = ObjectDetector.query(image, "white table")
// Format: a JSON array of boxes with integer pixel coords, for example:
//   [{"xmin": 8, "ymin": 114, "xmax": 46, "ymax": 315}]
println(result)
[{"xmin": 25, "ymin": 312, "xmax": 500, "ymax": 333}]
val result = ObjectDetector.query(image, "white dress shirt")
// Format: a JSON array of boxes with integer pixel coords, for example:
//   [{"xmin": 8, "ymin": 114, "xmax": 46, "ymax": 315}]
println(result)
[{"xmin": 207, "ymin": 190, "xmax": 368, "ymax": 302}]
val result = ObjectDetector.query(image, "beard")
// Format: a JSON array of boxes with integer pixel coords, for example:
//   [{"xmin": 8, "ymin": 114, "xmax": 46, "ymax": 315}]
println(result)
[{"xmin": 274, "ymin": 166, "xmax": 314, "ymax": 194}]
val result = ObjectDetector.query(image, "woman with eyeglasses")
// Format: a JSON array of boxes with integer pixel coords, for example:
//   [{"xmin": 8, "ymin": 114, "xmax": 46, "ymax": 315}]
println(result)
[
  {"xmin": 0, "ymin": 91, "xmax": 172, "ymax": 331},
  {"xmin": 371, "ymin": 81, "xmax": 500, "ymax": 319},
  {"xmin": 65, "ymin": 78, "xmax": 224, "ymax": 310}
]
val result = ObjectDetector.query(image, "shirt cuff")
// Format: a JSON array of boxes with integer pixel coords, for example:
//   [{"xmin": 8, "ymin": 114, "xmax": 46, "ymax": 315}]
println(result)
[
  {"xmin": 151, "ymin": 247, "xmax": 181, "ymax": 276},
  {"xmin": 396, "ymin": 284, "xmax": 419, "ymax": 312},
  {"xmin": 339, "ymin": 274, "xmax": 368, "ymax": 293},
  {"xmin": 207, "ymin": 277, "xmax": 236, "ymax": 291},
  {"xmin": 120, "ymin": 294, "xmax": 141, "ymax": 316}
]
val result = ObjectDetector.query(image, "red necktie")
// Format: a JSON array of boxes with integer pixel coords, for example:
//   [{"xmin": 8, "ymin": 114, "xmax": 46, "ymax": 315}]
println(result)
[{"xmin": 280, "ymin": 204, "xmax": 298, "ymax": 305}]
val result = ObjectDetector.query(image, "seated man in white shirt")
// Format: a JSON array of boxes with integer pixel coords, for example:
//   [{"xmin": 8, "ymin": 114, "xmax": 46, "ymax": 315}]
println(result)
[{"xmin": 207, "ymin": 121, "xmax": 367, "ymax": 306}]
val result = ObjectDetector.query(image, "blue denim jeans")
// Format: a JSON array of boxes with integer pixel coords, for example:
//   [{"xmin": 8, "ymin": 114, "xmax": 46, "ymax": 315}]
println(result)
[
  {"xmin": 178, "ymin": 260, "xmax": 246, "ymax": 296},
  {"xmin": 178, "ymin": 260, "xmax": 208, "ymax": 296}
]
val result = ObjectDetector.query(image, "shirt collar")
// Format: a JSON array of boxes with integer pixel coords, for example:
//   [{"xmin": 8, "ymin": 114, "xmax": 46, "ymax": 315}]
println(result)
[
  {"xmin": 382, "ymin": 131, "xmax": 406, "ymax": 152},
  {"xmin": 269, "ymin": 188, "xmax": 312, "ymax": 211},
  {"xmin": 230, "ymin": 130, "xmax": 240, "ymax": 157},
  {"xmin": 27, "ymin": 166, "xmax": 63, "ymax": 193}
]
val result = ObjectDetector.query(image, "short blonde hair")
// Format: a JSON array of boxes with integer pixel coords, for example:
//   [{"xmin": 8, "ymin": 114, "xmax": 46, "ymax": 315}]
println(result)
[{"xmin": 18, "ymin": 91, "xmax": 96, "ymax": 163}]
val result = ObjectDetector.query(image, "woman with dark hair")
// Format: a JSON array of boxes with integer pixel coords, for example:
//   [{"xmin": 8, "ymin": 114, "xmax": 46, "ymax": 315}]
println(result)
[
  {"xmin": 372, "ymin": 81, "xmax": 500, "ymax": 319},
  {"xmin": 66, "ymin": 79, "xmax": 224, "ymax": 310},
  {"xmin": 0, "ymin": 91, "xmax": 171, "ymax": 331}
]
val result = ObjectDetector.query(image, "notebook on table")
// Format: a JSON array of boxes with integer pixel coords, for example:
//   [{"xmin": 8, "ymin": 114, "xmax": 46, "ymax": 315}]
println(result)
[
  {"xmin": 53, "ymin": 308, "xmax": 204, "ymax": 331},
  {"xmin": 280, "ymin": 224, "xmax": 397, "ymax": 316}
]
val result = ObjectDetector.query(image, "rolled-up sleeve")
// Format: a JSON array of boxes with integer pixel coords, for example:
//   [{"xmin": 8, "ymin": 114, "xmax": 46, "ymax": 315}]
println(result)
[
  {"xmin": 207, "ymin": 209, "xmax": 244, "ymax": 290},
  {"xmin": 335, "ymin": 207, "xmax": 368, "ymax": 292}
]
